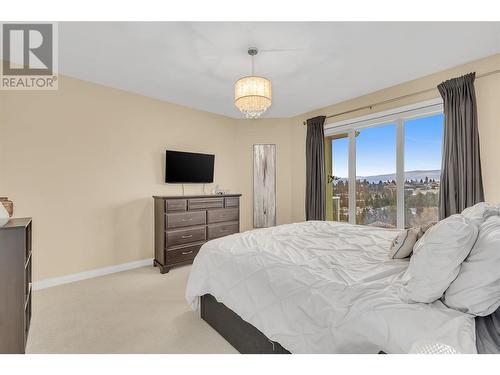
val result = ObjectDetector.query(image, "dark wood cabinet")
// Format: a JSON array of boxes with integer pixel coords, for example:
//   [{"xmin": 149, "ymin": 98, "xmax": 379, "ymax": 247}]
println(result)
[
  {"xmin": 153, "ymin": 195, "xmax": 241, "ymax": 274},
  {"xmin": 0, "ymin": 218, "xmax": 32, "ymax": 354}
]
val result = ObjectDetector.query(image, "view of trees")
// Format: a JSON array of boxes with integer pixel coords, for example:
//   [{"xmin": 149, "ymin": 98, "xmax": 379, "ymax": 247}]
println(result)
[
  {"xmin": 404, "ymin": 178, "xmax": 439, "ymax": 227},
  {"xmin": 329, "ymin": 113, "xmax": 443, "ymax": 228},
  {"xmin": 332, "ymin": 175, "xmax": 439, "ymax": 228}
]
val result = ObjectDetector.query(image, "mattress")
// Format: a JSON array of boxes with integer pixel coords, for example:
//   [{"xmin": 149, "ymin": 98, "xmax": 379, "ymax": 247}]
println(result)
[{"xmin": 185, "ymin": 221, "xmax": 477, "ymax": 353}]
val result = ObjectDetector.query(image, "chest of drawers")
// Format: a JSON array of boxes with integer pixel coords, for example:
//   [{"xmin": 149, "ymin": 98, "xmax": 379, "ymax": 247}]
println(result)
[
  {"xmin": 0, "ymin": 218, "xmax": 32, "ymax": 353},
  {"xmin": 153, "ymin": 194, "xmax": 241, "ymax": 274}
]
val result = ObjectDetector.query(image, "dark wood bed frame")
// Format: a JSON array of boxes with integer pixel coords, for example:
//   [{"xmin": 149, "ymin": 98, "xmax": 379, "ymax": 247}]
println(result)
[
  {"xmin": 201, "ymin": 293, "xmax": 499, "ymax": 354},
  {"xmin": 200, "ymin": 294, "xmax": 290, "ymax": 354}
]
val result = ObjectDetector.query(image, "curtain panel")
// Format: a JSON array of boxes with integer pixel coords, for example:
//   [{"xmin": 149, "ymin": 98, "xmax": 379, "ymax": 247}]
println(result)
[
  {"xmin": 438, "ymin": 72, "xmax": 484, "ymax": 219},
  {"xmin": 305, "ymin": 116, "xmax": 326, "ymax": 220}
]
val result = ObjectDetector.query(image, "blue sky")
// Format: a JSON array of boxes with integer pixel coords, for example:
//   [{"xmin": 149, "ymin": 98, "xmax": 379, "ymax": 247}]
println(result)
[{"xmin": 332, "ymin": 114, "xmax": 443, "ymax": 178}]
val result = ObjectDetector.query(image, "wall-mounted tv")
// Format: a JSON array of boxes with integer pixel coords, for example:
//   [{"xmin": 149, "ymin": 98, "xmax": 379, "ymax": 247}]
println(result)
[{"xmin": 165, "ymin": 150, "xmax": 215, "ymax": 183}]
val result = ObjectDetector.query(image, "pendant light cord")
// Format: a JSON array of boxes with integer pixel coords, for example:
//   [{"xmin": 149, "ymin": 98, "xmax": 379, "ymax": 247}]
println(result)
[{"xmin": 248, "ymin": 47, "xmax": 258, "ymax": 75}]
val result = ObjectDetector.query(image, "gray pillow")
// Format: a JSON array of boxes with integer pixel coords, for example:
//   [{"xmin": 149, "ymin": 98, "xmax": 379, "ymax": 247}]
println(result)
[
  {"xmin": 417, "ymin": 221, "xmax": 437, "ymax": 239},
  {"xmin": 389, "ymin": 227, "xmax": 420, "ymax": 259}
]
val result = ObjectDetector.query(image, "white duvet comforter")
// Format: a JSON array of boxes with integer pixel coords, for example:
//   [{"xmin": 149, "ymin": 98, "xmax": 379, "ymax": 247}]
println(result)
[{"xmin": 185, "ymin": 221, "xmax": 476, "ymax": 353}]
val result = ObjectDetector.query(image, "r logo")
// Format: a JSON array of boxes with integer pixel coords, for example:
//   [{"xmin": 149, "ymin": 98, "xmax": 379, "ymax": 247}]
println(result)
[{"xmin": 2, "ymin": 23, "xmax": 53, "ymax": 76}]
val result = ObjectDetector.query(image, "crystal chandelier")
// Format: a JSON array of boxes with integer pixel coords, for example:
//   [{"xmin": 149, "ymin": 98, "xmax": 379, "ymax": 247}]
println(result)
[{"xmin": 234, "ymin": 48, "xmax": 272, "ymax": 119}]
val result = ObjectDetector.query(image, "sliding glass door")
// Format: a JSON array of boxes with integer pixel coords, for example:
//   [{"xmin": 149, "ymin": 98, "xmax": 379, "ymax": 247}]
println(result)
[{"xmin": 325, "ymin": 101, "xmax": 444, "ymax": 229}]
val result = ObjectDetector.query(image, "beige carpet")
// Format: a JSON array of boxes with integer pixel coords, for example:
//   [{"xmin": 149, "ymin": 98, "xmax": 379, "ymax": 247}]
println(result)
[{"xmin": 26, "ymin": 265, "xmax": 238, "ymax": 353}]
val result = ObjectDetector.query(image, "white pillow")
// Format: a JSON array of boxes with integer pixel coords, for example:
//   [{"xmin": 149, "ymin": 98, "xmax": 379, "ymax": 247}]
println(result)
[
  {"xmin": 461, "ymin": 202, "xmax": 500, "ymax": 226},
  {"xmin": 444, "ymin": 216, "xmax": 500, "ymax": 316},
  {"xmin": 400, "ymin": 214, "xmax": 478, "ymax": 303},
  {"xmin": 484, "ymin": 205, "xmax": 500, "ymax": 220}
]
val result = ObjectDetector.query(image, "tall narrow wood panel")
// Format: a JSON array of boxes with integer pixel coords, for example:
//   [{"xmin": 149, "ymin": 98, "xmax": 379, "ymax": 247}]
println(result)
[{"xmin": 253, "ymin": 144, "xmax": 276, "ymax": 228}]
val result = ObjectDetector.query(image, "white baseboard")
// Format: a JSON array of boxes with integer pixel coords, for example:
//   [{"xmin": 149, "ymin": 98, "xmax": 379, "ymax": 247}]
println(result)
[{"xmin": 33, "ymin": 258, "xmax": 153, "ymax": 291}]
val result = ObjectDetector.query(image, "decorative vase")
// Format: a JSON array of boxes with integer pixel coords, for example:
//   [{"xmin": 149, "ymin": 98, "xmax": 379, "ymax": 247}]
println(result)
[
  {"xmin": 0, "ymin": 197, "xmax": 13, "ymax": 217},
  {"xmin": 0, "ymin": 202, "xmax": 9, "ymax": 227}
]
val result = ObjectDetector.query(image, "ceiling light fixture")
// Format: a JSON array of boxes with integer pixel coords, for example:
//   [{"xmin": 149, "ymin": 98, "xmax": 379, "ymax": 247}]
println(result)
[{"xmin": 234, "ymin": 48, "xmax": 272, "ymax": 119}]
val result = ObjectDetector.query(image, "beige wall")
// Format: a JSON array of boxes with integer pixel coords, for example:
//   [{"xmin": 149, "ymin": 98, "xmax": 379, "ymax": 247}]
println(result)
[
  {"xmin": 1, "ymin": 53, "xmax": 498, "ymax": 281},
  {"xmin": 290, "ymin": 54, "xmax": 500, "ymax": 222},
  {"xmin": 0, "ymin": 75, "xmax": 293, "ymax": 281}
]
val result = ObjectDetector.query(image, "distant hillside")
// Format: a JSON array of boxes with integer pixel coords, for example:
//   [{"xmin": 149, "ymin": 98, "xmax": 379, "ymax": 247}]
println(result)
[
  {"xmin": 403, "ymin": 170, "xmax": 441, "ymax": 182},
  {"xmin": 357, "ymin": 169, "xmax": 441, "ymax": 182},
  {"xmin": 340, "ymin": 169, "xmax": 441, "ymax": 183}
]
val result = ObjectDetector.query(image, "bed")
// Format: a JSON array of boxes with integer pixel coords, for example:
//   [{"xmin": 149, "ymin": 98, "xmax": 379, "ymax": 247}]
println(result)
[{"xmin": 185, "ymin": 220, "xmax": 480, "ymax": 354}]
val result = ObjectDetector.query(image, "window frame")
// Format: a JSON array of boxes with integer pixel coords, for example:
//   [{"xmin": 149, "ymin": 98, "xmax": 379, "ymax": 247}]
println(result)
[{"xmin": 324, "ymin": 98, "xmax": 444, "ymax": 229}]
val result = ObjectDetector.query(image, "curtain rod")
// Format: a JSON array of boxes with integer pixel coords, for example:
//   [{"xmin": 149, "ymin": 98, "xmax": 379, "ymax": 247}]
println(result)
[{"xmin": 302, "ymin": 69, "xmax": 500, "ymax": 125}]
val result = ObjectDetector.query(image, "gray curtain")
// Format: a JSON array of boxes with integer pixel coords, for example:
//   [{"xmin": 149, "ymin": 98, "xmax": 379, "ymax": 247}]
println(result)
[
  {"xmin": 438, "ymin": 73, "xmax": 484, "ymax": 219},
  {"xmin": 305, "ymin": 116, "xmax": 326, "ymax": 220}
]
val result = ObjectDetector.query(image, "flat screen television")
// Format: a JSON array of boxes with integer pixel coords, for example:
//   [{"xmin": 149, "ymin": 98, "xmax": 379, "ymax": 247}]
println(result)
[{"xmin": 165, "ymin": 150, "xmax": 215, "ymax": 183}]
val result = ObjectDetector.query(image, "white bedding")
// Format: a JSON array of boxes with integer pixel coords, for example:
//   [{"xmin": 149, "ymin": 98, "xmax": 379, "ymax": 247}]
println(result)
[{"xmin": 185, "ymin": 221, "xmax": 477, "ymax": 353}]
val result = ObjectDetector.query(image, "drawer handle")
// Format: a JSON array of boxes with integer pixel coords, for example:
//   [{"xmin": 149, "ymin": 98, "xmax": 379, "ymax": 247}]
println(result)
[
  {"xmin": 181, "ymin": 218, "xmax": 193, "ymax": 222},
  {"xmin": 220, "ymin": 228, "xmax": 228, "ymax": 232},
  {"xmin": 181, "ymin": 234, "xmax": 193, "ymax": 239},
  {"xmin": 181, "ymin": 250, "xmax": 194, "ymax": 255}
]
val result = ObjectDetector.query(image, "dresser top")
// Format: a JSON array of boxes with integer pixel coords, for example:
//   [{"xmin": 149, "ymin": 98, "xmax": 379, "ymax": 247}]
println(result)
[
  {"xmin": 0, "ymin": 218, "xmax": 32, "ymax": 229},
  {"xmin": 153, "ymin": 194, "xmax": 241, "ymax": 199}
]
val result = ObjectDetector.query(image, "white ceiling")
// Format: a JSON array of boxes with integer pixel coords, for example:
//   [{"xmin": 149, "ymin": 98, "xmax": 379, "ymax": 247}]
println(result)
[{"xmin": 58, "ymin": 22, "xmax": 500, "ymax": 118}]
